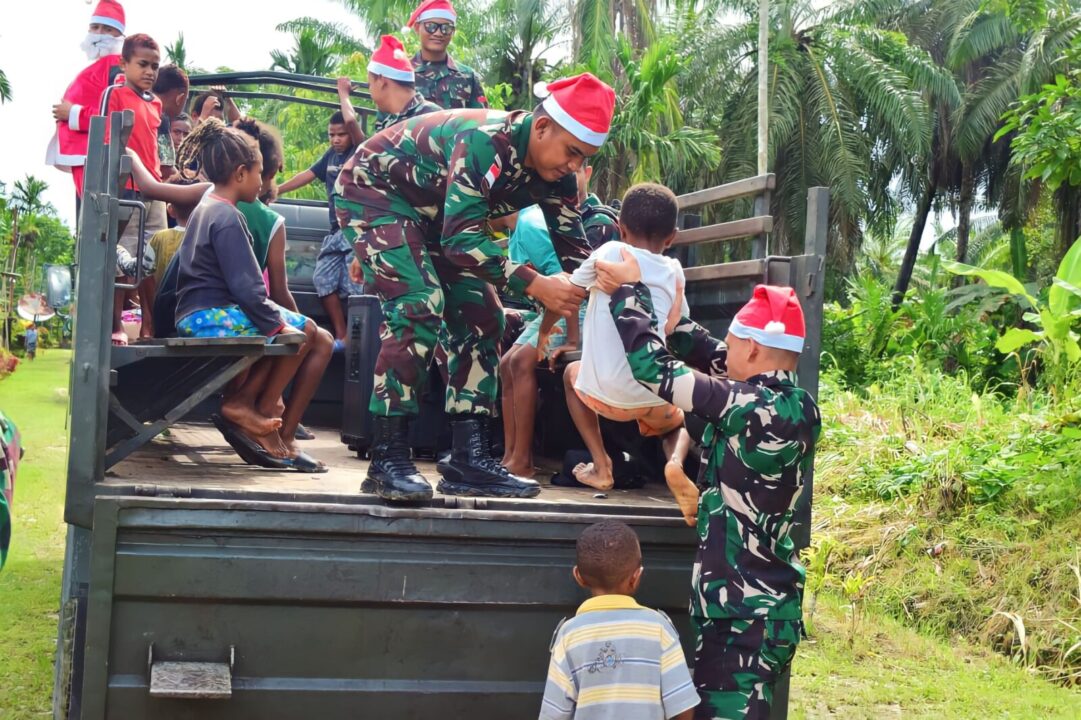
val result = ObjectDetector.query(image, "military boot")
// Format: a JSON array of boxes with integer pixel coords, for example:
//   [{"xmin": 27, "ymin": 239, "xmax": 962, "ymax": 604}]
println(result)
[
  {"xmin": 361, "ymin": 415, "xmax": 433, "ymax": 502},
  {"xmin": 436, "ymin": 415, "xmax": 541, "ymax": 498}
]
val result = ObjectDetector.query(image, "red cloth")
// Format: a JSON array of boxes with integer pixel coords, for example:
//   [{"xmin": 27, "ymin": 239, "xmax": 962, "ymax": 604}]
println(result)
[
  {"xmin": 45, "ymin": 55, "xmax": 122, "ymax": 174},
  {"xmin": 99, "ymin": 83, "xmax": 163, "ymax": 191}
]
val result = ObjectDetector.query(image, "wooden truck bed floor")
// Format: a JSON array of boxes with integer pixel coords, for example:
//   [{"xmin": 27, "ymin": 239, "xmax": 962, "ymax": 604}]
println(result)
[{"xmin": 103, "ymin": 423, "xmax": 683, "ymax": 510}]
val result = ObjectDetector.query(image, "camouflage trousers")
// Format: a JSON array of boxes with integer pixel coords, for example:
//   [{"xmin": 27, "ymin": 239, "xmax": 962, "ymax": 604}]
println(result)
[
  {"xmin": 354, "ymin": 219, "xmax": 505, "ymax": 417},
  {"xmin": 691, "ymin": 615, "xmax": 801, "ymax": 720}
]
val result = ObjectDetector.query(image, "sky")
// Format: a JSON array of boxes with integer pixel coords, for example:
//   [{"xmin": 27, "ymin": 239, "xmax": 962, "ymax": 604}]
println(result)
[{"xmin": 0, "ymin": 0, "xmax": 367, "ymax": 228}]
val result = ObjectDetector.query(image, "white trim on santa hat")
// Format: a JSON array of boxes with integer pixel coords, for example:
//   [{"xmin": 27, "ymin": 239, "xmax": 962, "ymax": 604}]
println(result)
[
  {"xmin": 416, "ymin": 8, "xmax": 456, "ymax": 23},
  {"xmin": 728, "ymin": 318, "xmax": 805, "ymax": 353},
  {"xmin": 90, "ymin": 15, "xmax": 125, "ymax": 33},
  {"xmin": 541, "ymin": 94, "xmax": 607, "ymax": 146},
  {"xmin": 368, "ymin": 61, "xmax": 414, "ymax": 83}
]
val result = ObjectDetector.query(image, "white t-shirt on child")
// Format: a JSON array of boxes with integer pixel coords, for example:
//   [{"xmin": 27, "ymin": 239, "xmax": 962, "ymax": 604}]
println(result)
[{"xmin": 570, "ymin": 240, "xmax": 689, "ymax": 409}]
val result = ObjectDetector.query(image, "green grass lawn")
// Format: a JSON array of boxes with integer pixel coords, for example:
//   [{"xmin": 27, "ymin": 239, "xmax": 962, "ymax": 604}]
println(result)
[
  {"xmin": 0, "ymin": 350, "xmax": 1078, "ymax": 718},
  {"xmin": 0, "ymin": 350, "xmax": 71, "ymax": 718}
]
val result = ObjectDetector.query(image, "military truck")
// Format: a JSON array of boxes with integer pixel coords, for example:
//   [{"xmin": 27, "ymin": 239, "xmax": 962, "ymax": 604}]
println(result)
[{"xmin": 50, "ymin": 73, "xmax": 828, "ymax": 719}]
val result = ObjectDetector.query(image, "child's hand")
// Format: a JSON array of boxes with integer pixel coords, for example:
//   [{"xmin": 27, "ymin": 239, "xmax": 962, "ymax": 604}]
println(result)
[
  {"xmin": 337, "ymin": 76, "xmax": 354, "ymax": 98},
  {"xmin": 548, "ymin": 343, "xmax": 577, "ymax": 371},
  {"xmin": 595, "ymin": 247, "xmax": 642, "ymax": 293},
  {"xmin": 349, "ymin": 258, "xmax": 364, "ymax": 285},
  {"xmin": 665, "ymin": 279, "xmax": 685, "ymax": 336}
]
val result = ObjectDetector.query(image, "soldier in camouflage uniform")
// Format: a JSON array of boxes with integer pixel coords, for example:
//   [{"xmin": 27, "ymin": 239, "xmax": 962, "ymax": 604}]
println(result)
[
  {"xmin": 407, "ymin": 0, "xmax": 487, "ymax": 110},
  {"xmin": 336, "ymin": 73, "xmax": 616, "ymax": 502},
  {"xmin": 367, "ymin": 35, "xmax": 442, "ymax": 133},
  {"xmin": 601, "ymin": 274, "xmax": 820, "ymax": 719}
]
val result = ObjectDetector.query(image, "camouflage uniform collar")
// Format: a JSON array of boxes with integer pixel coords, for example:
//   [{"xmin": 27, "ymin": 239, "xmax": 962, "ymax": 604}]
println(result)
[
  {"xmin": 576, "ymin": 594, "xmax": 643, "ymax": 615},
  {"xmin": 743, "ymin": 369, "xmax": 798, "ymax": 388},
  {"xmin": 581, "ymin": 193, "xmax": 603, "ymax": 209},
  {"xmin": 412, "ymin": 51, "xmax": 459, "ymax": 71}
]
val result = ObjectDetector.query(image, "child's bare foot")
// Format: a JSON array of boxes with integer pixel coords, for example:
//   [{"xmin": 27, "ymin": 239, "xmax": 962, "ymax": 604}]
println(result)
[
  {"xmin": 222, "ymin": 399, "xmax": 282, "ymax": 437},
  {"xmin": 665, "ymin": 461, "xmax": 699, "ymax": 526},
  {"xmin": 503, "ymin": 460, "xmax": 535, "ymax": 477},
  {"xmin": 251, "ymin": 429, "xmax": 290, "ymax": 459},
  {"xmin": 573, "ymin": 462, "xmax": 614, "ymax": 491}
]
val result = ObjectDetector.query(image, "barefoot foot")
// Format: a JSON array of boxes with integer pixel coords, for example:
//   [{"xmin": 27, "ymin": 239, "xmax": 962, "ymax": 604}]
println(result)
[
  {"xmin": 251, "ymin": 429, "xmax": 290, "ymax": 459},
  {"xmin": 665, "ymin": 461, "xmax": 699, "ymax": 526},
  {"xmin": 573, "ymin": 462, "xmax": 614, "ymax": 491},
  {"xmin": 222, "ymin": 399, "xmax": 282, "ymax": 437}
]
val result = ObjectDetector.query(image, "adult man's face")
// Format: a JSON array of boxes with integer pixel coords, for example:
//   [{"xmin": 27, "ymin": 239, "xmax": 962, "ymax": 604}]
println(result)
[
  {"xmin": 416, "ymin": 21, "xmax": 455, "ymax": 57},
  {"xmin": 527, "ymin": 116, "xmax": 598, "ymax": 182},
  {"xmin": 88, "ymin": 22, "xmax": 123, "ymax": 38}
]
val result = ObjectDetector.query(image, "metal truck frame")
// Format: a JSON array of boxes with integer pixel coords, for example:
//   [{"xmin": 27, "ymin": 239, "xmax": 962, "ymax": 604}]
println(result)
[{"xmin": 51, "ymin": 81, "xmax": 828, "ymax": 719}]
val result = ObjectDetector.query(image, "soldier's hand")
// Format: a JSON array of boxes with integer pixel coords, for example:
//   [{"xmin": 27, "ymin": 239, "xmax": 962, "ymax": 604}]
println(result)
[
  {"xmin": 349, "ymin": 258, "xmax": 363, "ymax": 285},
  {"xmin": 52, "ymin": 101, "xmax": 74, "ymax": 122},
  {"xmin": 594, "ymin": 247, "xmax": 642, "ymax": 294},
  {"xmin": 526, "ymin": 274, "xmax": 586, "ymax": 317}
]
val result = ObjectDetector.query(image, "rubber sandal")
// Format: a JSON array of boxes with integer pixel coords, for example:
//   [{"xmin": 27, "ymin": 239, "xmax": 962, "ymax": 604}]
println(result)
[
  {"xmin": 283, "ymin": 451, "xmax": 329, "ymax": 474},
  {"xmin": 332, "ymin": 339, "xmax": 346, "ymax": 353},
  {"xmin": 294, "ymin": 423, "xmax": 316, "ymax": 440},
  {"xmin": 210, "ymin": 413, "xmax": 290, "ymax": 469}
]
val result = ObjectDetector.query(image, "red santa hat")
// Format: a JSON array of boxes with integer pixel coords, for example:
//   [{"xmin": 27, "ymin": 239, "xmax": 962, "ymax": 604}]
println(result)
[
  {"xmin": 408, "ymin": 0, "xmax": 457, "ymax": 27},
  {"xmin": 90, "ymin": 0, "xmax": 126, "ymax": 34},
  {"xmin": 729, "ymin": 285, "xmax": 806, "ymax": 353},
  {"xmin": 369, "ymin": 36, "xmax": 415, "ymax": 83},
  {"xmin": 535, "ymin": 73, "xmax": 615, "ymax": 147}
]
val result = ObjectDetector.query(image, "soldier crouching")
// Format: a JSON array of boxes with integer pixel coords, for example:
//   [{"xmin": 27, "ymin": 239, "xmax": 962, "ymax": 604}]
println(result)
[{"xmin": 596, "ymin": 263, "xmax": 822, "ymax": 720}]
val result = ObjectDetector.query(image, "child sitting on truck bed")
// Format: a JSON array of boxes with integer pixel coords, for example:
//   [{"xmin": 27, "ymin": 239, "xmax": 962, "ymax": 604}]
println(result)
[
  {"xmin": 171, "ymin": 119, "xmax": 324, "ymax": 469},
  {"xmin": 540, "ymin": 520, "xmax": 699, "ymax": 720},
  {"xmin": 543, "ymin": 184, "xmax": 694, "ymax": 518}
]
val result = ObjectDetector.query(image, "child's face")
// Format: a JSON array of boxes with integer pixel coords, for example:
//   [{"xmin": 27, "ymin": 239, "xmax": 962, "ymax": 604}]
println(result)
[
  {"xmin": 170, "ymin": 119, "xmax": 192, "ymax": 150},
  {"xmin": 236, "ymin": 158, "xmax": 265, "ymax": 204},
  {"xmin": 327, "ymin": 123, "xmax": 352, "ymax": 154},
  {"xmin": 122, "ymin": 47, "xmax": 160, "ymax": 93},
  {"xmin": 527, "ymin": 116, "xmax": 597, "ymax": 182}
]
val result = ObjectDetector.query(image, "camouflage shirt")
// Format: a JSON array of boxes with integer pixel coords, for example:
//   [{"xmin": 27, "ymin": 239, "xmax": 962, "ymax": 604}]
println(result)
[
  {"xmin": 610, "ymin": 283, "xmax": 821, "ymax": 621},
  {"xmin": 580, "ymin": 192, "xmax": 619, "ymax": 250},
  {"xmin": 373, "ymin": 92, "xmax": 441, "ymax": 133},
  {"xmin": 412, "ymin": 52, "xmax": 487, "ymax": 109},
  {"xmin": 335, "ymin": 109, "xmax": 590, "ymax": 297}
]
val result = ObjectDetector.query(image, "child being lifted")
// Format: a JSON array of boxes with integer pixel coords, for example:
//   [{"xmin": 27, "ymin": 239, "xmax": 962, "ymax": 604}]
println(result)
[{"xmin": 544, "ymin": 183, "xmax": 695, "ymax": 522}]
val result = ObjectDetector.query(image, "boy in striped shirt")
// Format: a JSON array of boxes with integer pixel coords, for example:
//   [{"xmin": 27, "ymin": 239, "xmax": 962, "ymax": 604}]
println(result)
[{"xmin": 540, "ymin": 521, "xmax": 699, "ymax": 720}]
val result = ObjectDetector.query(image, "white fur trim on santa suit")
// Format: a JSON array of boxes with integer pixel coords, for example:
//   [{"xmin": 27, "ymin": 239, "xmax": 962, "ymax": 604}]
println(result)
[
  {"xmin": 68, "ymin": 105, "xmax": 83, "ymax": 132},
  {"xmin": 416, "ymin": 9, "xmax": 456, "ymax": 23},
  {"xmin": 45, "ymin": 133, "xmax": 84, "ymax": 169},
  {"xmin": 728, "ymin": 318, "xmax": 805, "ymax": 353},
  {"xmin": 368, "ymin": 61, "xmax": 414, "ymax": 83},
  {"xmin": 541, "ymin": 94, "xmax": 607, "ymax": 146}
]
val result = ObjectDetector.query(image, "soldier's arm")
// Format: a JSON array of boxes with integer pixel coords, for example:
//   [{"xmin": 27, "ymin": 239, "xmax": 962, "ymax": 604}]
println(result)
[
  {"xmin": 470, "ymin": 72, "xmax": 489, "ymax": 109},
  {"xmin": 539, "ymin": 175, "xmax": 591, "ymax": 273},
  {"xmin": 667, "ymin": 315, "xmax": 729, "ymax": 378},
  {"xmin": 439, "ymin": 130, "xmax": 538, "ymax": 296},
  {"xmin": 608, "ymin": 282, "xmax": 743, "ymax": 423}
]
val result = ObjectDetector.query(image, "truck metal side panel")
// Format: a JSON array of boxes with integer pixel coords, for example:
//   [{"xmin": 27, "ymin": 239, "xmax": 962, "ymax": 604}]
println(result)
[{"xmin": 80, "ymin": 497, "xmax": 695, "ymax": 719}]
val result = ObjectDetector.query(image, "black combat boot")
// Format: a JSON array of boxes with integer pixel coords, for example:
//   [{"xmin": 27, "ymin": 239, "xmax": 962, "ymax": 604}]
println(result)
[
  {"xmin": 361, "ymin": 415, "xmax": 433, "ymax": 502},
  {"xmin": 436, "ymin": 415, "xmax": 541, "ymax": 498}
]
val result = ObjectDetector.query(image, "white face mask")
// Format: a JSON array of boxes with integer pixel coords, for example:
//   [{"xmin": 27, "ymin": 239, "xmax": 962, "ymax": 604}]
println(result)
[{"xmin": 80, "ymin": 32, "xmax": 123, "ymax": 61}]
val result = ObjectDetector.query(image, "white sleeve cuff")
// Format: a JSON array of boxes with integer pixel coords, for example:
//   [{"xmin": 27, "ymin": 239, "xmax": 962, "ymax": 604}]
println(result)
[{"xmin": 68, "ymin": 105, "xmax": 83, "ymax": 132}]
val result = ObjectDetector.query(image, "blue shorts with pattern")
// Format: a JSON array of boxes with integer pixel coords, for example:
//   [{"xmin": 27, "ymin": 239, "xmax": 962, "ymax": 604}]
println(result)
[
  {"xmin": 176, "ymin": 303, "xmax": 308, "ymax": 339},
  {"xmin": 313, "ymin": 230, "xmax": 365, "ymax": 299}
]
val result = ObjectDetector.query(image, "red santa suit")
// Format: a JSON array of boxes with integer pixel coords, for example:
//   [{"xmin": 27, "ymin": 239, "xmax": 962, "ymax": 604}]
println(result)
[{"xmin": 45, "ymin": 0, "xmax": 126, "ymax": 195}]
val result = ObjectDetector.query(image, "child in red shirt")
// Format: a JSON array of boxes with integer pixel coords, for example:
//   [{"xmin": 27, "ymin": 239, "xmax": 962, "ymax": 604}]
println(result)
[{"xmin": 97, "ymin": 33, "xmax": 163, "ymax": 344}]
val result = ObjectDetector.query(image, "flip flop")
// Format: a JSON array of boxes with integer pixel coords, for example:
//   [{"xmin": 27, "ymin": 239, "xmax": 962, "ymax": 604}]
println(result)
[
  {"xmin": 294, "ymin": 423, "xmax": 316, "ymax": 441},
  {"xmin": 281, "ymin": 451, "xmax": 329, "ymax": 474},
  {"xmin": 332, "ymin": 339, "xmax": 346, "ymax": 353},
  {"xmin": 210, "ymin": 413, "xmax": 290, "ymax": 469}
]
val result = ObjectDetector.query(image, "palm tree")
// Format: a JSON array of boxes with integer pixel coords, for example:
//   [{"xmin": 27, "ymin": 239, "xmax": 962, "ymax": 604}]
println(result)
[
  {"xmin": 335, "ymin": 0, "xmax": 420, "ymax": 38},
  {"xmin": 165, "ymin": 33, "xmax": 188, "ymax": 70},
  {"xmin": 680, "ymin": 0, "xmax": 958, "ymax": 267},
  {"xmin": 590, "ymin": 33, "xmax": 721, "ymax": 200},
  {"xmin": 471, "ymin": 0, "xmax": 566, "ymax": 106},
  {"xmin": 0, "ymin": 68, "xmax": 10, "ymax": 103},
  {"xmin": 12, "ymin": 176, "xmax": 47, "ymax": 216},
  {"xmin": 270, "ymin": 26, "xmax": 346, "ymax": 77}
]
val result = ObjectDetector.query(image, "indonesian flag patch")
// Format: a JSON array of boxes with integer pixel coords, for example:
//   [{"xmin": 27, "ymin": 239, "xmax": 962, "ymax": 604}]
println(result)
[{"xmin": 483, "ymin": 159, "xmax": 501, "ymax": 190}]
